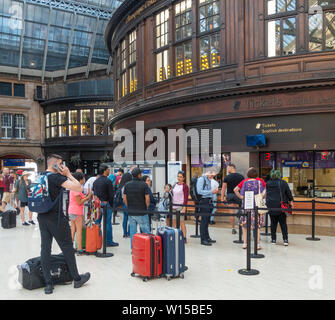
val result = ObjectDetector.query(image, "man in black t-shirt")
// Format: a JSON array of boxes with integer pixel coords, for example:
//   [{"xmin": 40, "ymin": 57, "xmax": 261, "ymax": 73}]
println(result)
[
  {"xmin": 37, "ymin": 154, "xmax": 90, "ymax": 294},
  {"xmin": 221, "ymin": 164, "xmax": 244, "ymax": 235}
]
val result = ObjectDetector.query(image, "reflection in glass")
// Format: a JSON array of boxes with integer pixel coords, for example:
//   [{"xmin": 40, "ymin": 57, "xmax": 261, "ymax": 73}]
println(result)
[
  {"xmin": 199, "ymin": 0, "xmax": 220, "ymax": 33},
  {"xmin": 267, "ymin": 0, "xmax": 296, "ymax": 15},
  {"xmin": 175, "ymin": 0, "xmax": 192, "ymax": 41},
  {"xmin": 325, "ymin": 12, "xmax": 335, "ymax": 50},
  {"xmin": 176, "ymin": 42, "xmax": 192, "ymax": 76},
  {"xmin": 129, "ymin": 65, "xmax": 137, "ymax": 93},
  {"xmin": 283, "ymin": 18, "xmax": 296, "ymax": 55},
  {"xmin": 94, "ymin": 109, "xmax": 105, "ymax": 136},
  {"xmin": 267, "ymin": 20, "xmax": 281, "ymax": 57},
  {"xmin": 81, "ymin": 110, "xmax": 91, "ymax": 136},
  {"xmin": 156, "ymin": 9, "xmax": 169, "ymax": 49},
  {"xmin": 59, "ymin": 111, "xmax": 67, "ymax": 137},
  {"xmin": 309, "ymin": 13, "xmax": 323, "ymax": 51},
  {"xmin": 129, "ymin": 30, "xmax": 136, "ymax": 65},
  {"xmin": 200, "ymin": 33, "xmax": 220, "ymax": 70}
]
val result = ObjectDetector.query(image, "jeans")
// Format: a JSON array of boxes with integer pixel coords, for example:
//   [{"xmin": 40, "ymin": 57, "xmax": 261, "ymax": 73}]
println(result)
[
  {"xmin": 37, "ymin": 214, "xmax": 80, "ymax": 285},
  {"xmin": 199, "ymin": 198, "xmax": 212, "ymax": 242},
  {"xmin": 123, "ymin": 203, "xmax": 130, "ymax": 236},
  {"xmin": 129, "ymin": 215, "xmax": 151, "ymax": 248},
  {"xmin": 270, "ymin": 214, "xmax": 288, "ymax": 241},
  {"xmin": 210, "ymin": 194, "xmax": 217, "ymax": 222},
  {"xmin": 96, "ymin": 203, "xmax": 114, "ymax": 245}
]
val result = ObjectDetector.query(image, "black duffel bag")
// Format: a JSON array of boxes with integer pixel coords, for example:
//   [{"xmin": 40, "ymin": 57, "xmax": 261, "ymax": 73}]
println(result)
[
  {"xmin": 1, "ymin": 210, "xmax": 17, "ymax": 229},
  {"xmin": 17, "ymin": 254, "xmax": 73, "ymax": 290}
]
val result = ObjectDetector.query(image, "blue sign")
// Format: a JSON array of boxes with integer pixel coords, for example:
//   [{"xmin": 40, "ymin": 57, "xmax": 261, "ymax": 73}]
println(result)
[
  {"xmin": 3, "ymin": 159, "xmax": 25, "ymax": 166},
  {"xmin": 283, "ymin": 161, "xmax": 310, "ymax": 168}
]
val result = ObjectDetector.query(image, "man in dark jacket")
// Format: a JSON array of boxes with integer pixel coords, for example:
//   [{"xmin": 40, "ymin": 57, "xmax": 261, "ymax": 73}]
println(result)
[
  {"xmin": 93, "ymin": 164, "xmax": 118, "ymax": 247},
  {"xmin": 123, "ymin": 168, "xmax": 150, "ymax": 248}
]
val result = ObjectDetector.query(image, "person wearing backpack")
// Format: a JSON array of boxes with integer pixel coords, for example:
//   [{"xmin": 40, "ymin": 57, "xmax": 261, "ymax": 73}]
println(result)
[
  {"xmin": 197, "ymin": 169, "xmax": 219, "ymax": 246},
  {"xmin": 13, "ymin": 171, "xmax": 34, "ymax": 226},
  {"xmin": 36, "ymin": 154, "xmax": 91, "ymax": 294}
]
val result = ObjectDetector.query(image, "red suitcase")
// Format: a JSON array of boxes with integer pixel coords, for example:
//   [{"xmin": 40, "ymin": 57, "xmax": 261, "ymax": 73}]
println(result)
[{"xmin": 131, "ymin": 233, "xmax": 162, "ymax": 281}]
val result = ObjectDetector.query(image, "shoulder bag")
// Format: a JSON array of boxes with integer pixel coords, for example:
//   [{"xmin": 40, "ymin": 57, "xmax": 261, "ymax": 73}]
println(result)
[
  {"xmin": 254, "ymin": 180, "xmax": 268, "ymax": 215},
  {"xmin": 279, "ymin": 180, "xmax": 292, "ymax": 217}
]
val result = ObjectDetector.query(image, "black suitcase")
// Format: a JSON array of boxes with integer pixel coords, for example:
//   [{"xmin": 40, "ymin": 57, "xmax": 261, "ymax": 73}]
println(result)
[
  {"xmin": 1, "ymin": 210, "xmax": 17, "ymax": 229},
  {"xmin": 17, "ymin": 254, "xmax": 73, "ymax": 290}
]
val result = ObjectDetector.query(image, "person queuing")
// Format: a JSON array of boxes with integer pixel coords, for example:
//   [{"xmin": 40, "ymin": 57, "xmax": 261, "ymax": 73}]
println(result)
[
  {"xmin": 93, "ymin": 164, "xmax": 118, "ymax": 247},
  {"xmin": 209, "ymin": 175, "xmax": 219, "ymax": 225},
  {"xmin": 123, "ymin": 168, "xmax": 151, "ymax": 249},
  {"xmin": 142, "ymin": 175, "xmax": 157, "ymax": 231},
  {"xmin": 0, "ymin": 168, "xmax": 14, "ymax": 212},
  {"xmin": 221, "ymin": 164, "xmax": 244, "ymax": 234},
  {"xmin": 68, "ymin": 172, "xmax": 92, "ymax": 255},
  {"xmin": 167, "ymin": 171, "xmax": 189, "ymax": 243},
  {"xmin": 265, "ymin": 170, "xmax": 293, "ymax": 246},
  {"xmin": 120, "ymin": 170, "xmax": 132, "ymax": 238},
  {"xmin": 234, "ymin": 167, "xmax": 265, "ymax": 250},
  {"xmin": 13, "ymin": 171, "xmax": 34, "ymax": 226},
  {"xmin": 38, "ymin": 154, "xmax": 90, "ymax": 294},
  {"xmin": 0, "ymin": 171, "xmax": 5, "ymax": 206},
  {"xmin": 197, "ymin": 168, "xmax": 219, "ymax": 246},
  {"xmin": 83, "ymin": 173, "xmax": 100, "ymax": 194}
]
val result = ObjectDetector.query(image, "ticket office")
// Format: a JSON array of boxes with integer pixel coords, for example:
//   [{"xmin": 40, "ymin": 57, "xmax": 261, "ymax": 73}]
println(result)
[{"xmin": 260, "ymin": 151, "xmax": 335, "ymax": 199}]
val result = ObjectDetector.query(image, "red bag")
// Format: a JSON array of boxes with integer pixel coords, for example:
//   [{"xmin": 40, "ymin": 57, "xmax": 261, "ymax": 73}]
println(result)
[
  {"xmin": 85, "ymin": 224, "xmax": 102, "ymax": 253},
  {"xmin": 279, "ymin": 180, "xmax": 292, "ymax": 216},
  {"xmin": 132, "ymin": 234, "xmax": 162, "ymax": 281}
]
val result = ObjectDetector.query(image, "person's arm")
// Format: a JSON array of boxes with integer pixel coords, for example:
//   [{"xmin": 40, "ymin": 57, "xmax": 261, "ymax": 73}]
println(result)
[
  {"xmin": 221, "ymin": 182, "xmax": 227, "ymax": 200},
  {"xmin": 145, "ymin": 194, "xmax": 150, "ymax": 209},
  {"xmin": 60, "ymin": 166, "xmax": 82, "ymax": 192},
  {"xmin": 234, "ymin": 186, "xmax": 243, "ymax": 200},
  {"xmin": 74, "ymin": 192, "xmax": 91, "ymax": 206},
  {"xmin": 123, "ymin": 194, "xmax": 128, "ymax": 207}
]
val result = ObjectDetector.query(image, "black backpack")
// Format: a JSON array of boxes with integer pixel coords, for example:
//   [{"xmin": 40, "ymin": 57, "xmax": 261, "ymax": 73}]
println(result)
[{"xmin": 190, "ymin": 176, "xmax": 207, "ymax": 202}]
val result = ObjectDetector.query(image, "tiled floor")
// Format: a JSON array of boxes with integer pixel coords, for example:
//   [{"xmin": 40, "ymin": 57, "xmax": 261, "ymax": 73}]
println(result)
[{"xmin": 0, "ymin": 211, "xmax": 334, "ymax": 300}]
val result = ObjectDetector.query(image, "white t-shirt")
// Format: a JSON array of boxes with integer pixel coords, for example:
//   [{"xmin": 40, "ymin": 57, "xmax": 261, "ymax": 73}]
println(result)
[
  {"xmin": 83, "ymin": 176, "xmax": 97, "ymax": 194},
  {"xmin": 211, "ymin": 179, "xmax": 219, "ymax": 191}
]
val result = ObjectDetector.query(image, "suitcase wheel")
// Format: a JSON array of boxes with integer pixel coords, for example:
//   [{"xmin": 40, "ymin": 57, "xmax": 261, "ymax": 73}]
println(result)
[
  {"xmin": 130, "ymin": 272, "xmax": 135, "ymax": 277},
  {"xmin": 166, "ymin": 276, "xmax": 172, "ymax": 281},
  {"xmin": 180, "ymin": 273, "xmax": 184, "ymax": 279},
  {"xmin": 143, "ymin": 277, "xmax": 149, "ymax": 282}
]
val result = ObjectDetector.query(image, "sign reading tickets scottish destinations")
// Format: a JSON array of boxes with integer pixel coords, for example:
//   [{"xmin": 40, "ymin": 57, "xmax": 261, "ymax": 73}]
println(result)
[{"xmin": 126, "ymin": 0, "xmax": 157, "ymax": 23}]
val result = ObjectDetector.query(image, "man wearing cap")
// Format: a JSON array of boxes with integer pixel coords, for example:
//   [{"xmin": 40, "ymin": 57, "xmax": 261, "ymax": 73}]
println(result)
[
  {"xmin": 13, "ymin": 171, "xmax": 34, "ymax": 226},
  {"xmin": 123, "ymin": 168, "xmax": 151, "ymax": 249}
]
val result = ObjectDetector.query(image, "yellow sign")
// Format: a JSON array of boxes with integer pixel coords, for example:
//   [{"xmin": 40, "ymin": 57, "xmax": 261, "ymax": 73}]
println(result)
[{"xmin": 126, "ymin": 0, "xmax": 157, "ymax": 24}]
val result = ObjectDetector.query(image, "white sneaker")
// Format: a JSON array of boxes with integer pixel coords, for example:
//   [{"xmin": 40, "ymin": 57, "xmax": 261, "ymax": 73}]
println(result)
[{"xmin": 284, "ymin": 240, "xmax": 289, "ymax": 246}]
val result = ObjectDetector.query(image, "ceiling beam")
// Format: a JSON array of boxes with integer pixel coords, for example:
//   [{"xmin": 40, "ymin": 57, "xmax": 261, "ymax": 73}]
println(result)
[
  {"xmin": 41, "ymin": 5, "xmax": 52, "ymax": 83},
  {"xmin": 64, "ymin": 12, "xmax": 77, "ymax": 83},
  {"xmin": 18, "ymin": 0, "xmax": 27, "ymax": 81}
]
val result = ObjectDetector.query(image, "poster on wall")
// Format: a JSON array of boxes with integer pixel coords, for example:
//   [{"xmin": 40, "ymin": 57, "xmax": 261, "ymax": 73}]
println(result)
[
  {"xmin": 167, "ymin": 161, "xmax": 182, "ymax": 185},
  {"xmin": 282, "ymin": 167, "xmax": 290, "ymax": 178}
]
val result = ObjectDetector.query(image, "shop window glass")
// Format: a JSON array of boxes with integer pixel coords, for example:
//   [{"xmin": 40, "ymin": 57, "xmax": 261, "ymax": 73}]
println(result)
[
  {"xmin": 175, "ymin": 0, "xmax": 192, "ymax": 41},
  {"xmin": 315, "ymin": 151, "xmax": 335, "ymax": 197},
  {"xmin": 51, "ymin": 112, "xmax": 58, "ymax": 138},
  {"xmin": 129, "ymin": 65, "xmax": 137, "ymax": 93},
  {"xmin": 176, "ymin": 41, "xmax": 192, "ymax": 76},
  {"xmin": 69, "ymin": 110, "xmax": 78, "ymax": 137},
  {"xmin": 156, "ymin": 9, "xmax": 169, "ymax": 49},
  {"xmin": 59, "ymin": 111, "xmax": 67, "ymax": 137},
  {"xmin": 267, "ymin": 0, "xmax": 296, "ymax": 15},
  {"xmin": 200, "ymin": 32, "xmax": 220, "ymax": 70},
  {"xmin": 80, "ymin": 109, "xmax": 91, "ymax": 136},
  {"xmin": 129, "ymin": 29, "xmax": 136, "ymax": 65},
  {"xmin": 199, "ymin": 0, "xmax": 220, "ymax": 33},
  {"xmin": 156, "ymin": 49, "xmax": 171, "ymax": 81},
  {"xmin": 94, "ymin": 109, "xmax": 105, "ymax": 136}
]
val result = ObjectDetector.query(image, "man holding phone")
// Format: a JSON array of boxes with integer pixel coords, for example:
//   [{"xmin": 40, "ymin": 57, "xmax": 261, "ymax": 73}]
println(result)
[{"xmin": 37, "ymin": 154, "xmax": 90, "ymax": 294}]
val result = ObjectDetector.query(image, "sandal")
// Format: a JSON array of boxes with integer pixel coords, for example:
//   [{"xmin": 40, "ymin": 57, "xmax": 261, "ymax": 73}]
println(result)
[
  {"xmin": 257, "ymin": 246, "xmax": 262, "ymax": 250},
  {"xmin": 242, "ymin": 244, "xmax": 247, "ymax": 249}
]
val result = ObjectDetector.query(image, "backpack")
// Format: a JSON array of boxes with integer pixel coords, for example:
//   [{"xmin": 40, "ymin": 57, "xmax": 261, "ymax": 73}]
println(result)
[
  {"xmin": 190, "ymin": 176, "xmax": 207, "ymax": 202},
  {"xmin": 28, "ymin": 173, "xmax": 62, "ymax": 214},
  {"xmin": 113, "ymin": 188, "xmax": 123, "ymax": 209}
]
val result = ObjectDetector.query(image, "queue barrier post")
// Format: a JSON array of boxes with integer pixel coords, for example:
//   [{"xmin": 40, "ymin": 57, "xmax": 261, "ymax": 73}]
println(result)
[
  {"xmin": 190, "ymin": 201, "xmax": 201, "ymax": 239},
  {"xmin": 238, "ymin": 210, "xmax": 260, "ymax": 276},
  {"xmin": 251, "ymin": 206, "xmax": 265, "ymax": 259},
  {"xmin": 96, "ymin": 205, "xmax": 114, "ymax": 258},
  {"xmin": 306, "ymin": 199, "xmax": 320, "ymax": 241},
  {"xmin": 168, "ymin": 200, "xmax": 173, "ymax": 228}
]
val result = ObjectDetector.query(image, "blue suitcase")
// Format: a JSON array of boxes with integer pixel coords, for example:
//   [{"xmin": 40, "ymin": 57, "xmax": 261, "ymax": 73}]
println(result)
[{"xmin": 158, "ymin": 226, "xmax": 186, "ymax": 280}]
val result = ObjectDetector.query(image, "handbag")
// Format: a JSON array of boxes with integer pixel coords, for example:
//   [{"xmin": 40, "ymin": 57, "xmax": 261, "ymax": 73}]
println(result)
[
  {"xmin": 279, "ymin": 181, "xmax": 292, "ymax": 217},
  {"xmin": 254, "ymin": 181, "xmax": 268, "ymax": 215}
]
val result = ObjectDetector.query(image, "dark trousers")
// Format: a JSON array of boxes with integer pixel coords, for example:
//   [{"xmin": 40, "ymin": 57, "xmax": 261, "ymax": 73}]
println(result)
[
  {"xmin": 199, "ymin": 198, "xmax": 212, "ymax": 242},
  {"xmin": 38, "ymin": 214, "xmax": 80, "ymax": 285},
  {"xmin": 270, "ymin": 214, "xmax": 288, "ymax": 241}
]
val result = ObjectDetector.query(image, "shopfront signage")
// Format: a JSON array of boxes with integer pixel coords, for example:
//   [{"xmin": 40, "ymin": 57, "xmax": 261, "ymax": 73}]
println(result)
[
  {"xmin": 3, "ymin": 159, "xmax": 25, "ymax": 166},
  {"xmin": 126, "ymin": 0, "xmax": 157, "ymax": 24},
  {"xmin": 282, "ymin": 161, "xmax": 310, "ymax": 168}
]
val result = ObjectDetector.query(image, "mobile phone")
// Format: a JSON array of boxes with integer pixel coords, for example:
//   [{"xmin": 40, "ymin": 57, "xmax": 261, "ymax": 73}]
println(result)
[{"xmin": 52, "ymin": 163, "xmax": 61, "ymax": 172}]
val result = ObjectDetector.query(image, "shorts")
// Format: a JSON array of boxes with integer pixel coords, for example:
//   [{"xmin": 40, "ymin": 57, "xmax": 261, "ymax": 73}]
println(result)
[
  {"xmin": 2, "ymin": 192, "xmax": 11, "ymax": 204},
  {"xmin": 69, "ymin": 214, "xmax": 83, "ymax": 221},
  {"xmin": 20, "ymin": 202, "xmax": 28, "ymax": 208},
  {"xmin": 226, "ymin": 193, "xmax": 242, "ymax": 206}
]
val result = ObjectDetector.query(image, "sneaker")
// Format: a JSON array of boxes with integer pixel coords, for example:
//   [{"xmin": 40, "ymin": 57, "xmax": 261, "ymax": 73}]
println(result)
[
  {"xmin": 28, "ymin": 220, "xmax": 35, "ymax": 225},
  {"xmin": 284, "ymin": 240, "xmax": 289, "ymax": 246},
  {"xmin": 271, "ymin": 240, "xmax": 276, "ymax": 244},
  {"xmin": 74, "ymin": 273, "xmax": 90, "ymax": 289},
  {"xmin": 209, "ymin": 221, "xmax": 216, "ymax": 225},
  {"xmin": 76, "ymin": 250, "xmax": 85, "ymax": 256},
  {"xmin": 107, "ymin": 242, "xmax": 119, "ymax": 247},
  {"xmin": 44, "ymin": 284, "xmax": 54, "ymax": 294},
  {"xmin": 232, "ymin": 228, "xmax": 237, "ymax": 235},
  {"xmin": 22, "ymin": 222, "xmax": 30, "ymax": 226}
]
